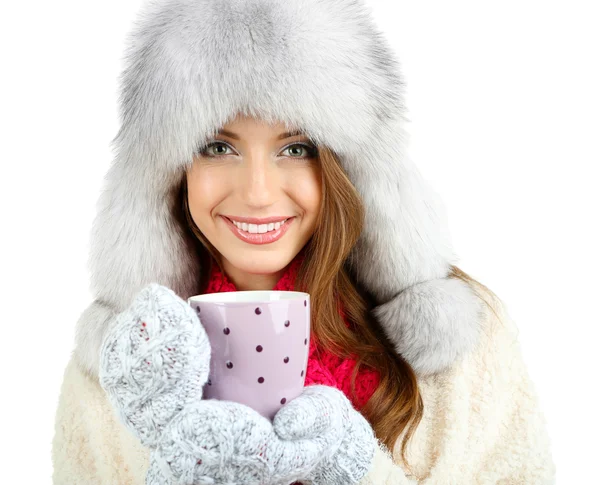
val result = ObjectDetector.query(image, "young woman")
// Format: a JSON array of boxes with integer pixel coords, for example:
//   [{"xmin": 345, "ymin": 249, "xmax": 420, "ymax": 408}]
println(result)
[{"xmin": 52, "ymin": 0, "xmax": 555, "ymax": 483}]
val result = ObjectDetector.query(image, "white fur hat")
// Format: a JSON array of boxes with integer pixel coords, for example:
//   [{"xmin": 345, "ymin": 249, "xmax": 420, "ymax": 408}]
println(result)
[{"xmin": 74, "ymin": 0, "xmax": 484, "ymax": 379}]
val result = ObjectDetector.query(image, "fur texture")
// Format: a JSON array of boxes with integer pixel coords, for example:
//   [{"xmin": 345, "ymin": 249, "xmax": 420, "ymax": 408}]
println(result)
[{"xmin": 74, "ymin": 0, "xmax": 484, "ymax": 379}]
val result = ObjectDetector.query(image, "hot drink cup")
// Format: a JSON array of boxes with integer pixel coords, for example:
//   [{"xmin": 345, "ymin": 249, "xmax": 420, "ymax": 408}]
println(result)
[{"xmin": 188, "ymin": 290, "xmax": 310, "ymax": 420}]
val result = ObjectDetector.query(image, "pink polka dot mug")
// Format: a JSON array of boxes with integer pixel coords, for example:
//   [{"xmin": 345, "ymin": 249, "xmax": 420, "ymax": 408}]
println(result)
[{"xmin": 188, "ymin": 291, "xmax": 310, "ymax": 420}]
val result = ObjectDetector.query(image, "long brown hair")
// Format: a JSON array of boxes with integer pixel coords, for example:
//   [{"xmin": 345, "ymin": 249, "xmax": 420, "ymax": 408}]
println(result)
[{"xmin": 180, "ymin": 145, "xmax": 500, "ymax": 471}]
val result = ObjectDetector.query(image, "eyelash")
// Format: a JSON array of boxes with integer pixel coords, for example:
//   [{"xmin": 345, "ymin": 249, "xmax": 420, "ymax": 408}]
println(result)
[{"xmin": 197, "ymin": 141, "xmax": 318, "ymax": 159}]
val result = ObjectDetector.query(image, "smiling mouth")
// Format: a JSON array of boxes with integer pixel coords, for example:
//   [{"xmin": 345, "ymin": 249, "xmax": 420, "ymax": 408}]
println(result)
[
  {"xmin": 222, "ymin": 215, "xmax": 294, "ymax": 245},
  {"xmin": 226, "ymin": 217, "xmax": 292, "ymax": 234}
]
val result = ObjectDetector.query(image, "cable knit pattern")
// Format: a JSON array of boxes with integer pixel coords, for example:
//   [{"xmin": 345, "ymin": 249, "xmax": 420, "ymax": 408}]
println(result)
[
  {"xmin": 98, "ymin": 284, "xmax": 211, "ymax": 449},
  {"xmin": 146, "ymin": 398, "xmax": 340, "ymax": 485},
  {"xmin": 273, "ymin": 385, "xmax": 377, "ymax": 485},
  {"xmin": 99, "ymin": 282, "xmax": 377, "ymax": 485},
  {"xmin": 206, "ymin": 253, "xmax": 381, "ymax": 411}
]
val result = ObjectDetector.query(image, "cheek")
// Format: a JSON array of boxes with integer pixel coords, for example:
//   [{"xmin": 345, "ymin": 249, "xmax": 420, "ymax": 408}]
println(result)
[
  {"xmin": 186, "ymin": 168, "xmax": 227, "ymax": 222},
  {"xmin": 296, "ymin": 169, "xmax": 322, "ymax": 214}
]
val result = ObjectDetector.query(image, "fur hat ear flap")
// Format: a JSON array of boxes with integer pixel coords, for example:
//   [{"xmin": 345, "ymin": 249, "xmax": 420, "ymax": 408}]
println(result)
[
  {"xmin": 342, "ymin": 139, "xmax": 486, "ymax": 376},
  {"xmin": 371, "ymin": 278, "xmax": 485, "ymax": 376},
  {"xmin": 73, "ymin": 160, "xmax": 202, "ymax": 379}
]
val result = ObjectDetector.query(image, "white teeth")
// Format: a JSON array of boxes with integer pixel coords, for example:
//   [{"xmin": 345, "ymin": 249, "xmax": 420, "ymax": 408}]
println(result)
[{"xmin": 232, "ymin": 219, "xmax": 287, "ymax": 234}]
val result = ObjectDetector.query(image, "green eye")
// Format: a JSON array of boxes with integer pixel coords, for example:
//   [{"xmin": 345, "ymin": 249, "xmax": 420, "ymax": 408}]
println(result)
[
  {"xmin": 282, "ymin": 143, "xmax": 318, "ymax": 158},
  {"xmin": 199, "ymin": 142, "xmax": 233, "ymax": 157}
]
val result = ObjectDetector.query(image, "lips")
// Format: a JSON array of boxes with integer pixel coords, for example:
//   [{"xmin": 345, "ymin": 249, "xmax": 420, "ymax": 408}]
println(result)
[{"xmin": 222, "ymin": 215, "xmax": 294, "ymax": 245}]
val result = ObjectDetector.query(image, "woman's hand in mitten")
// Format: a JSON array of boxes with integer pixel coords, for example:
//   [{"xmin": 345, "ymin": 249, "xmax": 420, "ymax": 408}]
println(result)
[
  {"xmin": 98, "ymin": 283, "xmax": 211, "ymax": 449},
  {"xmin": 273, "ymin": 385, "xmax": 378, "ymax": 485},
  {"xmin": 144, "ymin": 399, "xmax": 328, "ymax": 485}
]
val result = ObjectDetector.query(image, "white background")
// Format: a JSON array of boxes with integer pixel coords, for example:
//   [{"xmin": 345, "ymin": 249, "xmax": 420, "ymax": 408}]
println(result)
[{"xmin": 1, "ymin": 0, "xmax": 598, "ymax": 482}]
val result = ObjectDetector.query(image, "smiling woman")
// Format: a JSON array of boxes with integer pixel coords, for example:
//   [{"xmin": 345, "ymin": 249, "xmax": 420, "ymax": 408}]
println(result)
[
  {"xmin": 180, "ymin": 113, "xmax": 429, "ymax": 465},
  {"xmin": 51, "ymin": 0, "xmax": 555, "ymax": 483},
  {"xmin": 185, "ymin": 114, "xmax": 323, "ymax": 291}
]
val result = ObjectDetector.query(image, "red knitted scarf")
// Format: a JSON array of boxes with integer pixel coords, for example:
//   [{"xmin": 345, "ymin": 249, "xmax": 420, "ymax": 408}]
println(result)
[{"xmin": 205, "ymin": 252, "xmax": 380, "ymax": 410}]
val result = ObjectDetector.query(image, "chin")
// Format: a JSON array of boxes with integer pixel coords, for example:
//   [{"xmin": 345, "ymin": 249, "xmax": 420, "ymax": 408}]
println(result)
[{"xmin": 223, "ymin": 248, "xmax": 296, "ymax": 275}]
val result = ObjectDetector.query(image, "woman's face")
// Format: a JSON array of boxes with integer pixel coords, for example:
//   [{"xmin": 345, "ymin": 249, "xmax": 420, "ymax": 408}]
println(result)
[{"xmin": 186, "ymin": 114, "xmax": 322, "ymax": 290}]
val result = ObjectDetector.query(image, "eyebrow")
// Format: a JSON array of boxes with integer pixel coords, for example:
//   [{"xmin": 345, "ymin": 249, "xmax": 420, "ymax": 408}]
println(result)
[{"xmin": 216, "ymin": 129, "xmax": 304, "ymax": 141}]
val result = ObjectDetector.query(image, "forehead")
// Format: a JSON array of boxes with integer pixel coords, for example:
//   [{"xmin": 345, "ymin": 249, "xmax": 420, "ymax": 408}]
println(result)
[{"xmin": 218, "ymin": 114, "xmax": 306, "ymax": 140}]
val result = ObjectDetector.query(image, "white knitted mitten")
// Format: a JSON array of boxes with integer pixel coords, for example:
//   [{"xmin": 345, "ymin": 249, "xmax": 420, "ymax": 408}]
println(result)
[
  {"xmin": 145, "ymin": 399, "xmax": 333, "ymax": 485},
  {"xmin": 273, "ymin": 385, "xmax": 378, "ymax": 485},
  {"xmin": 99, "ymin": 283, "xmax": 211, "ymax": 449}
]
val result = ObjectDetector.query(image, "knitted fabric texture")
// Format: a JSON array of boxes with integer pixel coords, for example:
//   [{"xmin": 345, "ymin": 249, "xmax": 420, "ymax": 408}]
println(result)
[
  {"xmin": 146, "ymin": 397, "xmax": 343, "ymax": 484},
  {"xmin": 99, "ymin": 284, "xmax": 375, "ymax": 484},
  {"xmin": 206, "ymin": 253, "xmax": 381, "ymax": 411},
  {"xmin": 99, "ymin": 284, "xmax": 211, "ymax": 449}
]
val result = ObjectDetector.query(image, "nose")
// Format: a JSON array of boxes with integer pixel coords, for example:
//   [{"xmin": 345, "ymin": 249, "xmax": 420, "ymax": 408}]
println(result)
[{"xmin": 237, "ymin": 155, "xmax": 280, "ymax": 209}]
